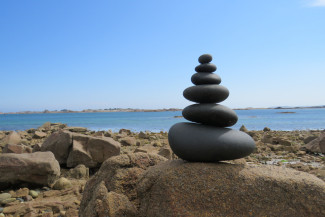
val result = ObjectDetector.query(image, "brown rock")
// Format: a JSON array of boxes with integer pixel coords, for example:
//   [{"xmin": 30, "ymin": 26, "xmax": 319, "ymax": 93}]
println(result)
[
  {"xmin": 41, "ymin": 131, "xmax": 73, "ymax": 164},
  {"xmin": 67, "ymin": 134, "xmax": 120, "ymax": 168},
  {"xmin": 137, "ymin": 160, "xmax": 325, "ymax": 217},
  {"xmin": 0, "ymin": 152, "xmax": 60, "ymax": 189},
  {"xmin": 120, "ymin": 137, "xmax": 137, "ymax": 146},
  {"xmin": 15, "ymin": 188, "xmax": 29, "ymax": 197},
  {"xmin": 3, "ymin": 131, "xmax": 21, "ymax": 145},
  {"xmin": 52, "ymin": 177, "xmax": 72, "ymax": 190},
  {"xmin": 304, "ymin": 133, "xmax": 325, "ymax": 153},
  {"xmin": 68, "ymin": 164, "xmax": 89, "ymax": 179},
  {"xmin": 32, "ymin": 143, "xmax": 42, "ymax": 152},
  {"xmin": 79, "ymin": 153, "xmax": 167, "ymax": 216},
  {"xmin": 239, "ymin": 125, "xmax": 248, "ymax": 133},
  {"xmin": 2, "ymin": 144, "xmax": 25, "ymax": 154},
  {"xmin": 157, "ymin": 147, "xmax": 173, "ymax": 159},
  {"xmin": 134, "ymin": 144, "xmax": 158, "ymax": 154},
  {"xmin": 33, "ymin": 131, "xmax": 47, "ymax": 139},
  {"xmin": 65, "ymin": 127, "xmax": 87, "ymax": 133}
]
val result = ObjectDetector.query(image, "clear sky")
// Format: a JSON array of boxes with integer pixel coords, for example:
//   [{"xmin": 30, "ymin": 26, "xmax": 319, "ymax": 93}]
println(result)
[{"xmin": 0, "ymin": 0, "xmax": 324, "ymax": 112}]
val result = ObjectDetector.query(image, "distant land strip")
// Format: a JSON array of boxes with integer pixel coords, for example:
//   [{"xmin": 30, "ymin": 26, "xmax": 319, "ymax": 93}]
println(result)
[{"xmin": 0, "ymin": 105, "xmax": 324, "ymax": 115}]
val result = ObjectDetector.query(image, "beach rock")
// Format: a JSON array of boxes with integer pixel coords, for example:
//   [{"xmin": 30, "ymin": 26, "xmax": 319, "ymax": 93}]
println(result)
[
  {"xmin": 183, "ymin": 84, "xmax": 229, "ymax": 103},
  {"xmin": 157, "ymin": 147, "xmax": 173, "ymax": 160},
  {"xmin": 41, "ymin": 131, "xmax": 73, "ymax": 164},
  {"xmin": 42, "ymin": 130, "xmax": 120, "ymax": 167},
  {"xmin": 137, "ymin": 160, "xmax": 325, "ymax": 217},
  {"xmin": 198, "ymin": 54, "xmax": 212, "ymax": 64},
  {"xmin": 29, "ymin": 190, "xmax": 38, "ymax": 198},
  {"xmin": 191, "ymin": 72, "xmax": 221, "ymax": 85},
  {"xmin": 52, "ymin": 178, "xmax": 72, "ymax": 190},
  {"xmin": 168, "ymin": 123, "xmax": 256, "ymax": 162},
  {"xmin": 195, "ymin": 63, "xmax": 217, "ymax": 73},
  {"xmin": 80, "ymin": 153, "xmax": 167, "ymax": 216},
  {"xmin": 240, "ymin": 125, "xmax": 249, "ymax": 132},
  {"xmin": 304, "ymin": 135, "xmax": 318, "ymax": 144},
  {"xmin": 80, "ymin": 181, "xmax": 137, "ymax": 217},
  {"xmin": 120, "ymin": 137, "xmax": 137, "ymax": 146},
  {"xmin": 33, "ymin": 131, "xmax": 47, "ymax": 139},
  {"xmin": 2, "ymin": 144, "xmax": 32, "ymax": 154},
  {"xmin": 66, "ymin": 140, "xmax": 97, "ymax": 168},
  {"xmin": 134, "ymin": 144, "xmax": 158, "ymax": 155},
  {"xmin": 0, "ymin": 152, "xmax": 60, "ymax": 189},
  {"xmin": 263, "ymin": 127, "xmax": 271, "ymax": 132},
  {"xmin": 65, "ymin": 127, "xmax": 87, "ymax": 132},
  {"xmin": 305, "ymin": 133, "xmax": 325, "ymax": 153},
  {"xmin": 68, "ymin": 164, "xmax": 89, "ymax": 179},
  {"xmin": 15, "ymin": 188, "xmax": 29, "ymax": 197},
  {"xmin": 182, "ymin": 104, "xmax": 238, "ymax": 127},
  {"xmin": 0, "ymin": 193, "xmax": 11, "ymax": 203},
  {"xmin": 32, "ymin": 143, "xmax": 42, "ymax": 152},
  {"xmin": 3, "ymin": 131, "xmax": 21, "ymax": 145},
  {"xmin": 41, "ymin": 122, "xmax": 52, "ymax": 131}
]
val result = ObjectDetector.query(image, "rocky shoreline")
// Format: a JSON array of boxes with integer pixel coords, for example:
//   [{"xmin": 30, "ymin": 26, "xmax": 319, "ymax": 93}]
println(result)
[{"xmin": 0, "ymin": 123, "xmax": 324, "ymax": 216}]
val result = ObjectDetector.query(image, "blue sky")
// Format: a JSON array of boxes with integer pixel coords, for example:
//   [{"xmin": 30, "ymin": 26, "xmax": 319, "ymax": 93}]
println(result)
[{"xmin": 0, "ymin": 0, "xmax": 324, "ymax": 112}]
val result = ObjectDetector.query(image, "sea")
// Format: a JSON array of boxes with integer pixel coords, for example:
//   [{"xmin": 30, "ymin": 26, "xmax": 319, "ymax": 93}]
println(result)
[{"xmin": 0, "ymin": 108, "xmax": 324, "ymax": 132}]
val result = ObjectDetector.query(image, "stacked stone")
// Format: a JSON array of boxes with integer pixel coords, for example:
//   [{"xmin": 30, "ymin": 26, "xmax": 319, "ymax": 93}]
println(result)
[{"xmin": 168, "ymin": 54, "xmax": 255, "ymax": 162}]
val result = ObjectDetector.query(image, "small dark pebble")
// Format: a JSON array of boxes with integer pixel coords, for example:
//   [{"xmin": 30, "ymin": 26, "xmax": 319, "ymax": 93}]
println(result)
[{"xmin": 198, "ymin": 54, "xmax": 212, "ymax": 64}]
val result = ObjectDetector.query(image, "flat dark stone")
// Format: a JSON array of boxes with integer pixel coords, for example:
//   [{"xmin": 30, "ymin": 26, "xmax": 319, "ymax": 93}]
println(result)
[
  {"xmin": 168, "ymin": 122, "xmax": 256, "ymax": 162},
  {"xmin": 183, "ymin": 84, "xmax": 229, "ymax": 103},
  {"xmin": 191, "ymin": 73, "xmax": 221, "ymax": 85},
  {"xmin": 195, "ymin": 63, "xmax": 217, "ymax": 73},
  {"xmin": 198, "ymin": 54, "xmax": 212, "ymax": 64},
  {"xmin": 182, "ymin": 104, "xmax": 238, "ymax": 127}
]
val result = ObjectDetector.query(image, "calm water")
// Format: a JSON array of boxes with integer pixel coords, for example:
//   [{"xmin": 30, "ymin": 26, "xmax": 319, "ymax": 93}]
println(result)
[{"xmin": 0, "ymin": 108, "xmax": 324, "ymax": 132}]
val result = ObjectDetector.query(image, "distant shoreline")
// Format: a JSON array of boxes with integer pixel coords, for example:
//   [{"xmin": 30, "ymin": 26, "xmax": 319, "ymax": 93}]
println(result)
[{"xmin": 1, "ymin": 105, "xmax": 324, "ymax": 115}]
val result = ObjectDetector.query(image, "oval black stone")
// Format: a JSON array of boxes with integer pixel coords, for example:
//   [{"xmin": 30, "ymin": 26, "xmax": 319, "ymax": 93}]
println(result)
[
  {"xmin": 168, "ymin": 122, "xmax": 256, "ymax": 162},
  {"xmin": 195, "ymin": 63, "xmax": 217, "ymax": 73},
  {"xmin": 198, "ymin": 54, "xmax": 212, "ymax": 64},
  {"xmin": 191, "ymin": 73, "xmax": 221, "ymax": 85},
  {"xmin": 182, "ymin": 104, "xmax": 238, "ymax": 127},
  {"xmin": 183, "ymin": 84, "xmax": 229, "ymax": 103}
]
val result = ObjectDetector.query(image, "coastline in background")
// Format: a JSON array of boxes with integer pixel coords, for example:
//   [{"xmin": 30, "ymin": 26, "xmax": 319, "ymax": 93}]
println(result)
[{"xmin": 0, "ymin": 108, "xmax": 325, "ymax": 132}]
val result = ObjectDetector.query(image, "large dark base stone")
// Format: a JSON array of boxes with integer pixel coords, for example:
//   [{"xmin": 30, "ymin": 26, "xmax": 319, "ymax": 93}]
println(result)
[
  {"xmin": 168, "ymin": 122, "xmax": 256, "ymax": 162},
  {"xmin": 182, "ymin": 103, "xmax": 238, "ymax": 127}
]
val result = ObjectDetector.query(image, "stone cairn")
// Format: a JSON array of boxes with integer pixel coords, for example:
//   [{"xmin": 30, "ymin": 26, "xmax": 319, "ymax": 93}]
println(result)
[{"xmin": 168, "ymin": 54, "xmax": 256, "ymax": 162}]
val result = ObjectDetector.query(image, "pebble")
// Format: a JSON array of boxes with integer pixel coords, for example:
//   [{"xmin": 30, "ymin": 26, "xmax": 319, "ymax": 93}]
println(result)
[
  {"xmin": 0, "ymin": 193, "xmax": 11, "ymax": 203},
  {"xmin": 16, "ymin": 197, "xmax": 24, "ymax": 202},
  {"xmin": 182, "ymin": 103, "xmax": 238, "ymax": 127},
  {"xmin": 191, "ymin": 73, "xmax": 221, "ymax": 85},
  {"xmin": 198, "ymin": 54, "xmax": 212, "ymax": 64},
  {"xmin": 29, "ymin": 190, "xmax": 39, "ymax": 198},
  {"xmin": 0, "ymin": 213, "xmax": 4, "ymax": 217},
  {"xmin": 183, "ymin": 84, "xmax": 229, "ymax": 103},
  {"xmin": 195, "ymin": 63, "xmax": 217, "ymax": 73},
  {"xmin": 1, "ymin": 197, "xmax": 16, "ymax": 204},
  {"xmin": 0, "ymin": 207, "xmax": 3, "ymax": 213}
]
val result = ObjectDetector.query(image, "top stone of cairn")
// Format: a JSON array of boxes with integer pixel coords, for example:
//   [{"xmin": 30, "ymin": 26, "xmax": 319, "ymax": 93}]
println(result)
[{"xmin": 198, "ymin": 54, "xmax": 213, "ymax": 64}]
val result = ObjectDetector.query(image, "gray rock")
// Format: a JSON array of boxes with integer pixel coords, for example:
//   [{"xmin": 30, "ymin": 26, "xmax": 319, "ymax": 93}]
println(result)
[
  {"xmin": 168, "ymin": 122, "xmax": 256, "ymax": 162},
  {"xmin": 195, "ymin": 63, "xmax": 217, "ymax": 73},
  {"xmin": 183, "ymin": 84, "xmax": 229, "ymax": 103},
  {"xmin": 182, "ymin": 103, "xmax": 238, "ymax": 127},
  {"xmin": 198, "ymin": 54, "xmax": 212, "ymax": 64},
  {"xmin": 65, "ymin": 127, "xmax": 87, "ymax": 132},
  {"xmin": 68, "ymin": 164, "xmax": 89, "ymax": 179},
  {"xmin": 191, "ymin": 72, "xmax": 221, "ymax": 85}
]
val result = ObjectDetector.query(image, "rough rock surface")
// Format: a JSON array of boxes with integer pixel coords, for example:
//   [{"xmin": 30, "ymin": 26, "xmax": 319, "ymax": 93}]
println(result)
[
  {"xmin": 79, "ymin": 153, "xmax": 167, "ymax": 217},
  {"xmin": 2, "ymin": 144, "xmax": 32, "ymax": 154},
  {"xmin": 41, "ymin": 130, "xmax": 73, "ymax": 164},
  {"xmin": 41, "ymin": 130, "xmax": 120, "ymax": 167},
  {"xmin": 0, "ymin": 152, "xmax": 60, "ymax": 189},
  {"xmin": 2, "ymin": 131, "xmax": 21, "ymax": 146},
  {"xmin": 137, "ymin": 160, "xmax": 325, "ymax": 217},
  {"xmin": 305, "ymin": 133, "xmax": 325, "ymax": 153}
]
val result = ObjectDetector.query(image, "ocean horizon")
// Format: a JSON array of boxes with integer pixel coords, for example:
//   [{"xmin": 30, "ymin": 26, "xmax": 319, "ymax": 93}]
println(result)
[{"xmin": 1, "ymin": 108, "xmax": 324, "ymax": 132}]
